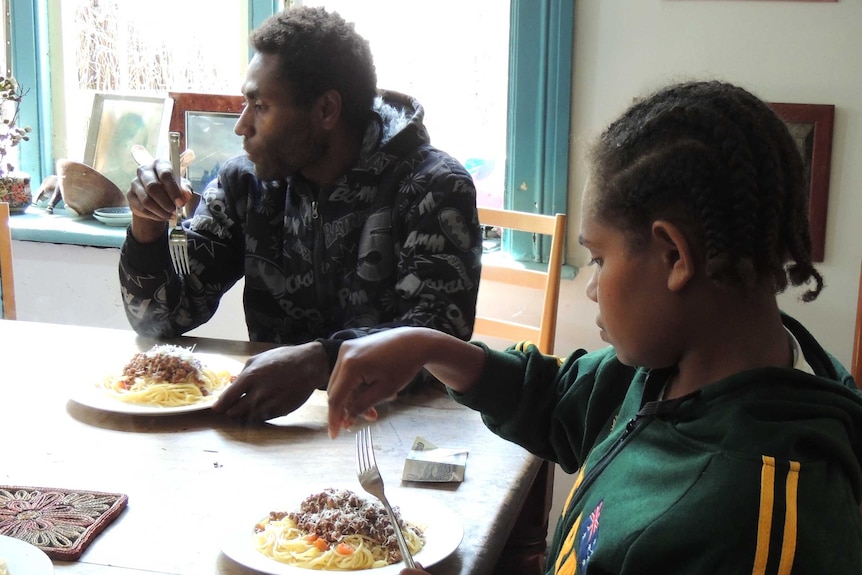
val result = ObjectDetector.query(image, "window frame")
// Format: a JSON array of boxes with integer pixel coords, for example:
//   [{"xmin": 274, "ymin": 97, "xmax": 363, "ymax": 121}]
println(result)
[
  {"xmin": 8, "ymin": 0, "xmax": 51, "ymax": 182},
  {"xmin": 506, "ymin": 0, "xmax": 574, "ymax": 262},
  {"xmin": 11, "ymin": 0, "xmax": 574, "ymax": 263}
]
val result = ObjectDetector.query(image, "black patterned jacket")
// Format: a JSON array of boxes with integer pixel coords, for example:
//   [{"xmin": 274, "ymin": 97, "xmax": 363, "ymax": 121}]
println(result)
[{"xmin": 118, "ymin": 91, "xmax": 482, "ymax": 346}]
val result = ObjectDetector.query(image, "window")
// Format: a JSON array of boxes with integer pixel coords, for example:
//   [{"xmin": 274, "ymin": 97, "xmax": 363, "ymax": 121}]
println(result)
[
  {"xmin": 9, "ymin": 0, "xmax": 268, "ymax": 180},
  {"xmin": 303, "ymin": 0, "xmax": 510, "ymax": 210},
  {"xmin": 56, "ymin": 0, "xmax": 252, "ymax": 165},
  {"xmin": 11, "ymin": 0, "xmax": 572, "ymax": 261}
]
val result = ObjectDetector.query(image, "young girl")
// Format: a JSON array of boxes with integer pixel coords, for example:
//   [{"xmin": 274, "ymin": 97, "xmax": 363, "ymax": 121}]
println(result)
[{"xmin": 326, "ymin": 81, "xmax": 862, "ymax": 574}]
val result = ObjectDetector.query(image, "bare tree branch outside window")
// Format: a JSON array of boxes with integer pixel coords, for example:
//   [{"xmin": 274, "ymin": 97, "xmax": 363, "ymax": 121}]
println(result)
[{"xmin": 73, "ymin": 0, "xmax": 239, "ymax": 94}]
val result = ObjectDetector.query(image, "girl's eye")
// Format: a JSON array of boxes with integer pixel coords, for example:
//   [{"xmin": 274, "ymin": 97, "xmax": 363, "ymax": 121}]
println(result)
[{"xmin": 589, "ymin": 257, "xmax": 603, "ymax": 268}]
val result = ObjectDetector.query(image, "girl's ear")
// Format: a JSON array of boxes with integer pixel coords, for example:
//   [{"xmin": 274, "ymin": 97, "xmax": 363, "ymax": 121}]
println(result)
[{"xmin": 651, "ymin": 220, "xmax": 695, "ymax": 292}]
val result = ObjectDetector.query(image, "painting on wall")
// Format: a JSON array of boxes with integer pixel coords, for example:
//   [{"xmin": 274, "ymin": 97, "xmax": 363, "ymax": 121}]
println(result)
[{"xmin": 768, "ymin": 102, "xmax": 835, "ymax": 262}]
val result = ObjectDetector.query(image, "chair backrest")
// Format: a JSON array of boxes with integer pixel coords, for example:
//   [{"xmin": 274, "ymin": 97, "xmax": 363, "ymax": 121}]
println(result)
[
  {"xmin": 853, "ymin": 261, "xmax": 862, "ymax": 387},
  {"xmin": 1, "ymin": 202, "xmax": 17, "ymax": 320},
  {"xmin": 473, "ymin": 207, "xmax": 566, "ymax": 354}
]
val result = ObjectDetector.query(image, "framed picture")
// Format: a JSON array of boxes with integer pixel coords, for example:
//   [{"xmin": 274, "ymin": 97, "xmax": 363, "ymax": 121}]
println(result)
[
  {"xmin": 169, "ymin": 92, "xmax": 245, "ymax": 192},
  {"xmin": 84, "ymin": 94, "xmax": 173, "ymax": 193},
  {"xmin": 768, "ymin": 102, "xmax": 835, "ymax": 262}
]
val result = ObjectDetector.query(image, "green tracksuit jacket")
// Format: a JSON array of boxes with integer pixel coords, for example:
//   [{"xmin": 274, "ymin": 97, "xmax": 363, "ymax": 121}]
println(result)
[{"xmin": 453, "ymin": 315, "xmax": 862, "ymax": 574}]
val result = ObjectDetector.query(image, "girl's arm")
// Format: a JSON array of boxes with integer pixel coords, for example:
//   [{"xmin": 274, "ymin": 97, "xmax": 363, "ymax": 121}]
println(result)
[{"xmin": 327, "ymin": 327, "xmax": 486, "ymax": 438}]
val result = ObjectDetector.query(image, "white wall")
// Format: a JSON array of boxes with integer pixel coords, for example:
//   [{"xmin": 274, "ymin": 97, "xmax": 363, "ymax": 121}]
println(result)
[{"xmin": 12, "ymin": 241, "xmax": 248, "ymax": 341}]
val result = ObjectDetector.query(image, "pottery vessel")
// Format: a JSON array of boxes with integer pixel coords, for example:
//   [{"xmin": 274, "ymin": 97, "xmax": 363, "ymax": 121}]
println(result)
[
  {"xmin": 0, "ymin": 170, "xmax": 33, "ymax": 213},
  {"xmin": 56, "ymin": 159, "xmax": 127, "ymax": 216}
]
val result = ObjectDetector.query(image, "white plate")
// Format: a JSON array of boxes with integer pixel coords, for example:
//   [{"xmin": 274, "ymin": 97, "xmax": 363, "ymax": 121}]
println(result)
[
  {"xmin": 93, "ymin": 213, "xmax": 132, "ymax": 227},
  {"xmin": 70, "ymin": 352, "xmax": 243, "ymax": 415},
  {"xmin": 220, "ymin": 490, "xmax": 463, "ymax": 574},
  {"xmin": 0, "ymin": 534, "xmax": 54, "ymax": 574}
]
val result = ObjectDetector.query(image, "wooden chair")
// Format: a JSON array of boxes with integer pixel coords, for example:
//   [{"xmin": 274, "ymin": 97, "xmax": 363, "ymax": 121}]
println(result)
[
  {"xmin": 853, "ymin": 260, "xmax": 862, "ymax": 387},
  {"xmin": 1, "ymin": 202, "xmax": 17, "ymax": 320},
  {"xmin": 474, "ymin": 207, "xmax": 566, "ymax": 355},
  {"xmin": 473, "ymin": 207, "xmax": 566, "ymax": 575}
]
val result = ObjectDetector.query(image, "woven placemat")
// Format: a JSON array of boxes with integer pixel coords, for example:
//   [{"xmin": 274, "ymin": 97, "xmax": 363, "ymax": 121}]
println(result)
[{"xmin": 0, "ymin": 485, "xmax": 128, "ymax": 560}]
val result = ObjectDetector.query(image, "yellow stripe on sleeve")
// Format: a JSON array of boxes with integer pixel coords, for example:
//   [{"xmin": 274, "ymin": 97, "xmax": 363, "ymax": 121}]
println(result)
[
  {"xmin": 776, "ymin": 461, "xmax": 800, "ymax": 575},
  {"xmin": 752, "ymin": 455, "xmax": 776, "ymax": 575}
]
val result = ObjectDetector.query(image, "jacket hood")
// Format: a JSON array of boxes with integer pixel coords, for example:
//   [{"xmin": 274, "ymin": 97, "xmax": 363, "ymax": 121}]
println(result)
[{"xmin": 359, "ymin": 90, "xmax": 431, "ymax": 163}]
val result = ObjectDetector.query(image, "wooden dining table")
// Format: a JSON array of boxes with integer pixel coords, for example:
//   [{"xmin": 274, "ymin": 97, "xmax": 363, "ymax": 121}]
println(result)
[{"xmin": 0, "ymin": 319, "xmax": 542, "ymax": 575}]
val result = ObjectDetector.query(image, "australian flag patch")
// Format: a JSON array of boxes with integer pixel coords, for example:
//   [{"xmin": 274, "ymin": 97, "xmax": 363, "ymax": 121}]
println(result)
[{"xmin": 577, "ymin": 499, "xmax": 604, "ymax": 568}]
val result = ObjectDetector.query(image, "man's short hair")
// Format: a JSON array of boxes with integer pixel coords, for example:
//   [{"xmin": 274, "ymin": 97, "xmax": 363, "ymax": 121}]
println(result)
[{"xmin": 251, "ymin": 6, "xmax": 378, "ymax": 134}]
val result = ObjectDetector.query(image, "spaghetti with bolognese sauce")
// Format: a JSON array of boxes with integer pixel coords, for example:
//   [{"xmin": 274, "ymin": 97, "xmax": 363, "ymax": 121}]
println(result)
[
  {"xmin": 254, "ymin": 488, "xmax": 425, "ymax": 570},
  {"xmin": 101, "ymin": 345, "xmax": 235, "ymax": 407}
]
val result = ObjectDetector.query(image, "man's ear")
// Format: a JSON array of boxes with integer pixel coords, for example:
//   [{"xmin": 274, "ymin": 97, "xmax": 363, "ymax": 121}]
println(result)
[
  {"xmin": 651, "ymin": 220, "xmax": 695, "ymax": 292},
  {"xmin": 315, "ymin": 89, "xmax": 343, "ymax": 130}
]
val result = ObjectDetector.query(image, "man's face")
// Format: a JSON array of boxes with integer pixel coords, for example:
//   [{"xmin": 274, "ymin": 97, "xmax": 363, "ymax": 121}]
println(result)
[{"xmin": 235, "ymin": 53, "xmax": 327, "ymax": 182}]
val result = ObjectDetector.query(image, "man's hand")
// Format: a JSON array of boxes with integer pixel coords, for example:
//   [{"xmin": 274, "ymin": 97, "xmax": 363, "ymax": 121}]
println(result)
[
  {"xmin": 127, "ymin": 159, "xmax": 192, "ymax": 244},
  {"xmin": 212, "ymin": 341, "xmax": 330, "ymax": 421}
]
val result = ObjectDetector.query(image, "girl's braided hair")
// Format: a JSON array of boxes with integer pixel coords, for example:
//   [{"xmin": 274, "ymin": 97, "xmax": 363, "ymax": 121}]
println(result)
[{"xmin": 588, "ymin": 80, "xmax": 823, "ymax": 301}]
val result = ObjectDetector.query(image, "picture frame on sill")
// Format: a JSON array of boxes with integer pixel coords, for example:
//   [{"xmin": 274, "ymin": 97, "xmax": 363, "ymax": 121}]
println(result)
[
  {"xmin": 768, "ymin": 102, "xmax": 835, "ymax": 263},
  {"xmin": 84, "ymin": 94, "xmax": 173, "ymax": 193},
  {"xmin": 168, "ymin": 92, "xmax": 245, "ymax": 193}
]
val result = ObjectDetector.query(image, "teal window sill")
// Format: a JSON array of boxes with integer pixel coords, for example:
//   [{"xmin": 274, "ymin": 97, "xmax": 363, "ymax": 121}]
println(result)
[{"xmin": 9, "ymin": 205, "xmax": 126, "ymax": 248}]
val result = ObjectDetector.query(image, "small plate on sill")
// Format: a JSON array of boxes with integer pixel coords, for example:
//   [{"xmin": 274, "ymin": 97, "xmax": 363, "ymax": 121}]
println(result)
[
  {"xmin": 93, "ymin": 207, "xmax": 132, "ymax": 218},
  {"xmin": 93, "ymin": 207, "xmax": 132, "ymax": 226}
]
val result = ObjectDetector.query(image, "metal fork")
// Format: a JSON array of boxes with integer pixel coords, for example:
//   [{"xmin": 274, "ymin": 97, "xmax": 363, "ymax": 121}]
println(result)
[
  {"xmin": 167, "ymin": 132, "xmax": 190, "ymax": 275},
  {"xmin": 356, "ymin": 427, "xmax": 416, "ymax": 568}
]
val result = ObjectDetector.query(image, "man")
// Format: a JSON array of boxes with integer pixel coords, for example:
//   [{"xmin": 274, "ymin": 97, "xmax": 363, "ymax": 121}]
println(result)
[{"xmin": 119, "ymin": 6, "xmax": 481, "ymax": 421}]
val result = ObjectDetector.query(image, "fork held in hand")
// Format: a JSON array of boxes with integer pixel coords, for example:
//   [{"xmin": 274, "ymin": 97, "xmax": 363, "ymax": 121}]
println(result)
[
  {"xmin": 356, "ymin": 427, "xmax": 416, "ymax": 568},
  {"xmin": 167, "ymin": 132, "xmax": 190, "ymax": 275}
]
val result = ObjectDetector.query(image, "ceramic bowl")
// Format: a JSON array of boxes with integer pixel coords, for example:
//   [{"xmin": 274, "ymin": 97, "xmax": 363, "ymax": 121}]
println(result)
[{"xmin": 56, "ymin": 159, "xmax": 127, "ymax": 216}]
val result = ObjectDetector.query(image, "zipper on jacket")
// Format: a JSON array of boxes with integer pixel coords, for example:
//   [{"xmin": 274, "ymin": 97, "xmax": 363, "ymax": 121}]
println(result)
[
  {"xmin": 311, "ymin": 195, "xmax": 327, "ymax": 308},
  {"xmin": 565, "ymin": 395, "xmax": 688, "ymax": 514},
  {"xmin": 571, "ymin": 413, "xmax": 651, "ymax": 503}
]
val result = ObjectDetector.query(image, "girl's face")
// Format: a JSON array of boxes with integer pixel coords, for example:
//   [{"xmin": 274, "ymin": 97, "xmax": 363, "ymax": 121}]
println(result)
[{"xmin": 578, "ymin": 182, "xmax": 682, "ymax": 369}]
